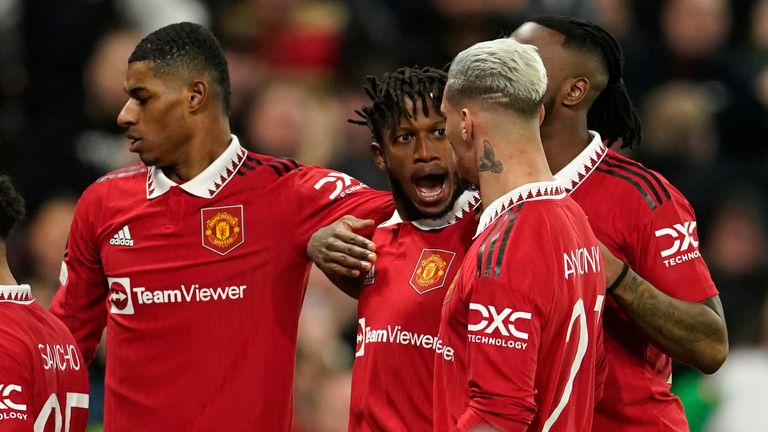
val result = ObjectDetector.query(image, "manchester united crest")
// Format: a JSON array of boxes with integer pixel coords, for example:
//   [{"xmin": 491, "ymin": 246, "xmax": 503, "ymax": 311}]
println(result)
[
  {"xmin": 201, "ymin": 205, "xmax": 245, "ymax": 255},
  {"xmin": 409, "ymin": 249, "xmax": 456, "ymax": 294}
]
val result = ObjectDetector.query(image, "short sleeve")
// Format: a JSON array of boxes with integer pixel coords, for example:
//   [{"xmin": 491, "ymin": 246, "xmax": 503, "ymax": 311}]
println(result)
[{"xmin": 626, "ymin": 192, "xmax": 717, "ymax": 302}]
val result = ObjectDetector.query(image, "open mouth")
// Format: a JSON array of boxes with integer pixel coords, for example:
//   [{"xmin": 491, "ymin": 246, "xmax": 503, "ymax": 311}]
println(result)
[{"xmin": 414, "ymin": 173, "xmax": 448, "ymax": 204}]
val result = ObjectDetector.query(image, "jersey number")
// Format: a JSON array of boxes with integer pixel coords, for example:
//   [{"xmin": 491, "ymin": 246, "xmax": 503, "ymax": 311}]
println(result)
[
  {"xmin": 34, "ymin": 392, "xmax": 89, "ymax": 432},
  {"xmin": 542, "ymin": 295, "xmax": 604, "ymax": 432}
]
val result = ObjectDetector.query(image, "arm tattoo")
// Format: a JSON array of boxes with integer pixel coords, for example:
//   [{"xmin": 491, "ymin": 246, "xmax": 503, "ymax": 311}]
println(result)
[
  {"xmin": 478, "ymin": 140, "xmax": 503, "ymax": 174},
  {"xmin": 620, "ymin": 272, "xmax": 722, "ymax": 345}
]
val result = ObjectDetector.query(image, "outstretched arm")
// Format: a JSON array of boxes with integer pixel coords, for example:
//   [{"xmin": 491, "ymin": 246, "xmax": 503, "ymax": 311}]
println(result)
[
  {"xmin": 307, "ymin": 215, "xmax": 378, "ymax": 299},
  {"xmin": 602, "ymin": 245, "xmax": 728, "ymax": 374}
]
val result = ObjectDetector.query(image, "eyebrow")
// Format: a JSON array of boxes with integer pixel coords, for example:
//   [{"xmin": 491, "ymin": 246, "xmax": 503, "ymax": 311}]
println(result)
[
  {"xmin": 395, "ymin": 117, "xmax": 446, "ymax": 129},
  {"xmin": 125, "ymin": 86, "xmax": 149, "ymax": 98}
]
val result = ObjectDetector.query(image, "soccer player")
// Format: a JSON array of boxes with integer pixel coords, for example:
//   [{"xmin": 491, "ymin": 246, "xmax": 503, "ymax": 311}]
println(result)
[
  {"xmin": 0, "ymin": 175, "xmax": 89, "ymax": 431},
  {"xmin": 435, "ymin": 37, "xmax": 605, "ymax": 431},
  {"xmin": 49, "ymin": 22, "xmax": 392, "ymax": 431},
  {"xmin": 511, "ymin": 16, "xmax": 728, "ymax": 431},
  {"xmin": 309, "ymin": 66, "xmax": 480, "ymax": 431},
  {"xmin": 320, "ymin": 17, "xmax": 729, "ymax": 432}
]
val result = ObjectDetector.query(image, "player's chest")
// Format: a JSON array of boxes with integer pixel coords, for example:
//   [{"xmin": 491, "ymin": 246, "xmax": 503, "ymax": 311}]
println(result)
[
  {"xmin": 99, "ymin": 193, "xmax": 293, "ymax": 268},
  {"xmin": 359, "ymin": 227, "xmax": 469, "ymax": 318}
]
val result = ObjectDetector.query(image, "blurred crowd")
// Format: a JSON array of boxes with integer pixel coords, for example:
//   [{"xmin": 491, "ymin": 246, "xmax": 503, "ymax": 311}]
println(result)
[{"xmin": 0, "ymin": 0, "xmax": 767, "ymax": 430}]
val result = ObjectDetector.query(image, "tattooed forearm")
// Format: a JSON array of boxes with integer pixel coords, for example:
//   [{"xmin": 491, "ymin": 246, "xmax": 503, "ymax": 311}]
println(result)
[
  {"xmin": 610, "ymin": 270, "xmax": 728, "ymax": 374},
  {"xmin": 478, "ymin": 140, "xmax": 503, "ymax": 174}
]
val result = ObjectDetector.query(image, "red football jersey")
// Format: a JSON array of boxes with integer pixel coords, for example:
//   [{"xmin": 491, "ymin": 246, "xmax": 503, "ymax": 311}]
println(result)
[
  {"xmin": 557, "ymin": 132, "xmax": 718, "ymax": 431},
  {"xmin": 50, "ymin": 136, "xmax": 393, "ymax": 431},
  {"xmin": 0, "ymin": 285, "xmax": 89, "ymax": 432},
  {"xmin": 434, "ymin": 181, "xmax": 606, "ymax": 432},
  {"xmin": 350, "ymin": 190, "xmax": 480, "ymax": 431}
]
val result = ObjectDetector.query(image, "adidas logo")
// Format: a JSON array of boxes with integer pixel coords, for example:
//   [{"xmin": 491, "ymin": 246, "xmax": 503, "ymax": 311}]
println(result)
[{"xmin": 109, "ymin": 225, "xmax": 134, "ymax": 247}]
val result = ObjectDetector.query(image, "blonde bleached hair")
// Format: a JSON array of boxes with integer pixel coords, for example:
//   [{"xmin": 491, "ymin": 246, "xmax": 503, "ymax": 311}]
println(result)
[{"xmin": 446, "ymin": 37, "xmax": 547, "ymax": 116}]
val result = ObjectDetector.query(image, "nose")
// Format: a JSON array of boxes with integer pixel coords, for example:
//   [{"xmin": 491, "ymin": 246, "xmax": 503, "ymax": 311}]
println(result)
[
  {"xmin": 117, "ymin": 99, "xmax": 137, "ymax": 128},
  {"xmin": 413, "ymin": 136, "xmax": 439, "ymax": 163}
]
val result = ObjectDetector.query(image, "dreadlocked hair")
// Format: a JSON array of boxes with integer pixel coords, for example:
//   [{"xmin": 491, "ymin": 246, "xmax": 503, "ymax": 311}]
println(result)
[
  {"xmin": 350, "ymin": 66, "xmax": 447, "ymax": 145},
  {"xmin": 0, "ymin": 175, "xmax": 25, "ymax": 240},
  {"xmin": 530, "ymin": 15, "xmax": 641, "ymax": 148},
  {"xmin": 129, "ymin": 22, "xmax": 231, "ymax": 114}
]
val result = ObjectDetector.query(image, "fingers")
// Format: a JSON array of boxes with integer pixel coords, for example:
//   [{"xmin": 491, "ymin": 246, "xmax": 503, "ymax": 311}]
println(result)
[
  {"xmin": 339, "ymin": 216, "xmax": 377, "ymax": 251},
  {"xmin": 325, "ymin": 237, "xmax": 375, "ymax": 266},
  {"xmin": 319, "ymin": 250, "xmax": 372, "ymax": 278}
]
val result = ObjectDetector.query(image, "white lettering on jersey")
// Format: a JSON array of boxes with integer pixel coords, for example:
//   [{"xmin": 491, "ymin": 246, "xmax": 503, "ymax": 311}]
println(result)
[
  {"xmin": 468, "ymin": 303, "xmax": 531, "ymax": 340},
  {"xmin": 313, "ymin": 172, "xmax": 365, "ymax": 199},
  {"xmin": 38, "ymin": 344, "xmax": 81, "ymax": 371},
  {"xmin": 655, "ymin": 221, "xmax": 701, "ymax": 267},
  {"xmin": 563, "ymin": 246, "xmax": 601, "ymax": 280},
  {"xmin": 0, "ymin": 385, "xmax": 26, "ymax": 412},
  {"xmin": 132, "ymin": 284, "xmax": 247, "ymax": 305},
  {"xmin": 109, "ymin": 225, "xmax": 134, "ymax": 247},
  {"xmin": 356, "ymin": 318, "xmax": 454, "ymax": 361}
]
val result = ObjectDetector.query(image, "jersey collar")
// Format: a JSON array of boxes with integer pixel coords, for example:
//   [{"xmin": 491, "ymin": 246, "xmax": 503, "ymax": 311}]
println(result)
[
  {"xmin": 146, "ymin": 135, "xmax": 248, "ymax": 199},
  {"xmin": 475, "ymin": 179, "xmax": 565, "ymax": 238},
  {"xmin": 0, "ymin": 284, "xmax": 34, "ymax": 304},
  {"xmin": 554, "ymin": 130, "xmax": 608, "ymax": 193},
  {"xmin": 378, "ymin": 188, "xmax": 481, "ymax": 231}
]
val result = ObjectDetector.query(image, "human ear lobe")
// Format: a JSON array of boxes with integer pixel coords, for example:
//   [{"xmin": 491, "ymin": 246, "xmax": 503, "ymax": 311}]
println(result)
[
  {"xmin": 370, "ymin": 142, "xmax": 387, "ymax": 172},
  {"xmin": 461, "ymin": 109, "xmax": 472, "ymax": 141},
  {"xmin": 563, "ymin": 77, "xmax": 589, "ymax": 107},
  {"xmin": 189, "ymin": 80, "xmax": 208, "ymax": 111}
]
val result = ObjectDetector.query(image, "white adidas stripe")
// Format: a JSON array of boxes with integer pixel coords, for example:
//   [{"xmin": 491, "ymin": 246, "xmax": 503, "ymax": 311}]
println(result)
[{"xmin": 110, "ymin": 225, "xmax": 134, "ymax": 246}]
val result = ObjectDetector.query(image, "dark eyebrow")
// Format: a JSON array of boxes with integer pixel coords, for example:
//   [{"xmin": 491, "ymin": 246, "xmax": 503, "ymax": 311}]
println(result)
[{"xmin": 126, "ymin": 86, "xmax": 149, "ymax": 98}]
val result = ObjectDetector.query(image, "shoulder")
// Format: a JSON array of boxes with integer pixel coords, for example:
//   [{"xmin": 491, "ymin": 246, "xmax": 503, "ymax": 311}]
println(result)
[
  {"xmin": 590, "ymin": 150, "xmax": 687, "ymax": 213},
  {"xmin": 237, "ymin": 151, "xmax": 344, "ymax": 190},
  {"xmin": 95, "ymin": 164, "xmax": 148, "ymax": 184},
  {"xmin": 238, "ymin": 152, "xmax": 304, "ymax": 180},
  {"xmin": 82, "ymin": 164, "xmax": 148, "ymax": 204}
]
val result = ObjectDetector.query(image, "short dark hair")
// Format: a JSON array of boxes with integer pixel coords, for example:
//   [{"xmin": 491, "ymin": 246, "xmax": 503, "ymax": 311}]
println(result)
[
  {"xmin": 0, "ymin": 175, "xmax": 25, "ymax": 239},
  {"xmin": 530, "ymin": 15, "xmax": 642, "ymax": 148},
  {"xmin": 129, "ymin": 22, "xmax": 231, "ymax": 113},
  {"xmin": 350, "ymin": 66, "xmax": 447, "ymax": 145}
]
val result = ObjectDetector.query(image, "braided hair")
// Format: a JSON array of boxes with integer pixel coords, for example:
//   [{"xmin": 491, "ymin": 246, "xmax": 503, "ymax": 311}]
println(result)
[
  {"xmin": 350, "ymin": 66, "xmax": 447, "ymax": 145},
  {"xmin": 129, "ymin": 22, "xmax": 231, "ymax": 113},
  {"xmin": 530, "ymin": 15, "xmax": 641, "ymax": 148},
  {"xmin": 0, "ymin": 175, "xmax": 25, "ymax": 240}
]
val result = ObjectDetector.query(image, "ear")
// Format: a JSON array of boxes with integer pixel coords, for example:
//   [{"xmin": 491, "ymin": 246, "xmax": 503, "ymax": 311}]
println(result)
[
  {"xmin": 460, "ymin": 108, "xmax": 473, "ymax": 141},
  {"xmin": 370, "ymin": 142, "xmax": 387, "ymax": 172},
  {"xmin": 562, "ymin": 77, "xmax": 590, "ymax": 107},
  {"xmin": 188, "ymin": 80, "xmax": 208, "ymax": 112},
  {"xmin": 538, "ymin": 104, "xmax": 546, "ymax": 125}
]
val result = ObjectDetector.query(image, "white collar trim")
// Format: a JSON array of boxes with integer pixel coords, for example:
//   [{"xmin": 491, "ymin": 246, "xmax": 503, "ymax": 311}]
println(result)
[
  {"xmin": 475, "ymin": 179, "xmax": 565, "ymax": 238},
  {"xmin": 146, "ymin": 135, "xmax": 248, "ymax": 199},
  {"xmin": 554, "ymin": 130, "xmax": 607, "ymax": 193},
  {"xmin": 378, "ymin": 188, "xmax": 481, "ymax": 231},
  {"xmin": 0, "ymin": 284, "xmax": 34, "ymax": 304}
]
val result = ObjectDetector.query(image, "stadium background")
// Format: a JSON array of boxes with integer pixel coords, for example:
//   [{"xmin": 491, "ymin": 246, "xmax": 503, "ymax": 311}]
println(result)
[{"xmin": 0, "ymin": 0, "xmax": 766, "ymax": 430}]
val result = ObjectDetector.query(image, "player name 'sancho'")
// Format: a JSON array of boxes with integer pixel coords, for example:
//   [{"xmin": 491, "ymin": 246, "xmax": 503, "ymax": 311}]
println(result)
[{"xmin": 132, "ymin": 284, "xmax": 247, "ymax": 305}]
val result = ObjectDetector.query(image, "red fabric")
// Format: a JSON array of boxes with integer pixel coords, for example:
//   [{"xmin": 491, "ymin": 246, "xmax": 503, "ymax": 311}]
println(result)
[
  {"xmin": 572, "ymin": 149, "xmax": 718, "ymax": 431},
  {"xmin": 51, "ymin": 152, "xmax": 393, "ymax": 432},
  {"xmin": 0, "ymin": 296, "xmax": 89, "ymax": 431},
  {"xmin": 350, "ymin": 214, "xmax": 477, "ymax": 431},
  {"xmin": 434, "ymin": 196, "xmax": 605, "ymax": 432}
]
